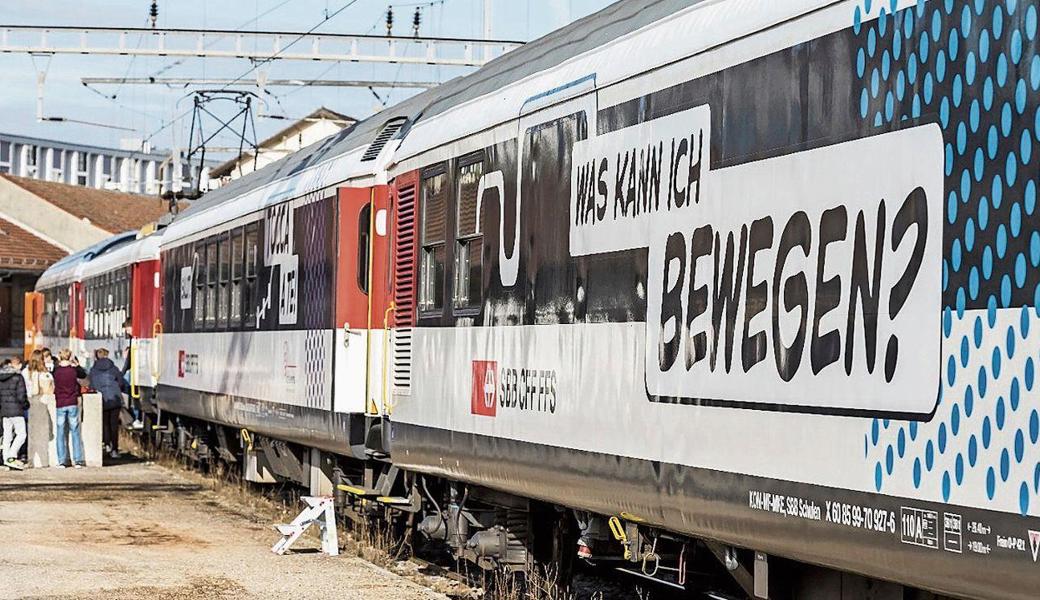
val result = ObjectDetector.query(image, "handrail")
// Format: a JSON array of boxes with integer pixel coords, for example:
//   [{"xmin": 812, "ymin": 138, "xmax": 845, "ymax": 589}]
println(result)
[
  {"xmin": 129, "ymin": 341, "xmax": 141, "ymax": 400},
  {"xmin": 381, "ymin": 302, "xmax": 396, "ymax": 416},
  {"xmin": 151, "ymin": 319, "xmax": 163, "ymax": 382}
]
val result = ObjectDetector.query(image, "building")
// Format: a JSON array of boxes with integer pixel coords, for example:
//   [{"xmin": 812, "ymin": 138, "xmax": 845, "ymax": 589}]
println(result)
[
  {"xmin": 210, "ymin": 107, "xmax": 356, "ymax": 184},
  {"xmin": 0, "ymin": 174, "xmax": 175, "ymax": 348},
  {"xmin": 0, "ymin": 132, "xmax": 185, "ymax": 195}
]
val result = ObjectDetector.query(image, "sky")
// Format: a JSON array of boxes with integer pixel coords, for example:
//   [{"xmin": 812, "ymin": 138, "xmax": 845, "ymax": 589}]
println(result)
[{"xmin": 0, "ymin": 0, "xmax": 615, "ymax": 156}]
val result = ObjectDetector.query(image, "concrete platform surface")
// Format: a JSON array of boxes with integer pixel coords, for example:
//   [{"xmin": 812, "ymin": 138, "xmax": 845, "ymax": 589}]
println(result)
[{"xmin": 0, "ymin": 460, "xmax": 447, "ymax": 600}]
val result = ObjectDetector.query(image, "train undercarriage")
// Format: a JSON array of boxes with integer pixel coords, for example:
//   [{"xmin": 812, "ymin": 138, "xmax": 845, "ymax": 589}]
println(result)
[{"xmin": 135, "ymin": 400, "xmax": 956, "ymax": 600}]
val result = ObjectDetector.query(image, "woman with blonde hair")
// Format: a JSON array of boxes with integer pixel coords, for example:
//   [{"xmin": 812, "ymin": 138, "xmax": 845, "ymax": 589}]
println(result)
[{"xmin": 26, "ymin": 349, "xmax": 54, "ymax": 396}]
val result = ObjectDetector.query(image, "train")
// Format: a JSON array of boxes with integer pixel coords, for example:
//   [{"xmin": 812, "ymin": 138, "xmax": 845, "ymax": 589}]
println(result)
[{"xmin": 24, "ymin": 1, "xmax": 1040, "ymax": 598}]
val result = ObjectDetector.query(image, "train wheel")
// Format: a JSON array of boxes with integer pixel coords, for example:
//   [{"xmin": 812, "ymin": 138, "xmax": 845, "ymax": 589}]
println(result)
[{"xmin": 527, "ymin": 503, "xmax": 577, "ymax": 599}]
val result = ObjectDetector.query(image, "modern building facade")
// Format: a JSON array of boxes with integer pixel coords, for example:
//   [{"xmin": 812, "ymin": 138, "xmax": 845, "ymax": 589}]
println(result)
[{"xmin": 0, "ymin": 132, "xmax": 189, "ymax": 195}]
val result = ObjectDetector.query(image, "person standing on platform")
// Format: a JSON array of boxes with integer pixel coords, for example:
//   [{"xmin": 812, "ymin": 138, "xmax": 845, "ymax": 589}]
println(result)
[
  {"xmin": 90, "ymin": 348, "xmax": 127, "ymax": 460},
  {"xmin": 0, "ymin": 358, "xmax": 29, "ymax": 470},
  {"xmin": 27, "ymin": 350, "xmax": 54, "ymax": 397},
  {"xmin": 53, "ymin": 349, "xmax": 86, "ymax": 469}
]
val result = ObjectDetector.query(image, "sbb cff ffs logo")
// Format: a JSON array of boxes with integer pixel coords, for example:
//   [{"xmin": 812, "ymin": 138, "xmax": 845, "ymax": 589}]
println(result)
[
  {"xmin": 471, "ymin": 360, "xmax": 498, "ymax": 416},
  {"xmin": 470, "ymin": 360, "xmax": 558, "ymax": 416},
  {"xmin": 177, "ymin": 351, "xmax": 200, "ymax": 378}
]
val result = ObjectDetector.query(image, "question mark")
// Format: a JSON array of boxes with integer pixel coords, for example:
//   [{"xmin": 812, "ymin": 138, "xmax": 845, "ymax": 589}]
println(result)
[{"xmin": 885, "ymin": 186, "xmax": 929, "ymax": 383}]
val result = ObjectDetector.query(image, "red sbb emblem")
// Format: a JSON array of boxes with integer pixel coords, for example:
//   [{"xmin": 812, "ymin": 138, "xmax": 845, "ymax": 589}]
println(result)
[
  {"xmin": 177, "ymin": 350, "xmax": 186, "ymax": 378},
  {"xmin": 471, "ymin": 360, "xmax": 498, "ymax": 417}
]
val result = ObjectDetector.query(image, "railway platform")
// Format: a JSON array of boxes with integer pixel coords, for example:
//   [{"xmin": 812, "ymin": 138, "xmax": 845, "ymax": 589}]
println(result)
[{"xmin": 0, "ymin": 457, "xmax": 447, "ymax": 600}]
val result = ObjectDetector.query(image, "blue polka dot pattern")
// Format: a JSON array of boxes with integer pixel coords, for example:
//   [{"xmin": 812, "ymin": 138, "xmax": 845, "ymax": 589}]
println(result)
[{"xmin": 855, "ymin": 1, "xmax": 1040, "ymax": 517}]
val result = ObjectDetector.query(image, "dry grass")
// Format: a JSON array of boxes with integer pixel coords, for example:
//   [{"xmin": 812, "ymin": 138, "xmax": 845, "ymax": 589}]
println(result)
[
  {"xmin": 125, "ymin": 434, "xmax": 299, "ymax": 528},
  {"xmin": 125, "ymin": 434, "xmax": 637, "ymax": 600}
]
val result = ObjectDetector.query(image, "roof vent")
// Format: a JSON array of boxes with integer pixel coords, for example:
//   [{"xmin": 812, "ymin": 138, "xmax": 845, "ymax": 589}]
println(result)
[{"xmin": 361, "ymin": 118, "xmax": 407, "ymax": 162}]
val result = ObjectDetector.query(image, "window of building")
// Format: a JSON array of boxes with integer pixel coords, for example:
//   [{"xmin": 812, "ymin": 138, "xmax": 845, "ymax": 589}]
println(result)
[
  {"xmin": 418, "ymin": 170, "xmax": 447, "ymax": 312},
  {"xmin": 0, "ymin": 141, "xmax": 9, "ymax": 174},
  {"xmin": 76, "ymin": 153, "xmax": 89, "ymax": 185},
  {"xmin": 102, "ymin": 156, "xmax": 113, "ymax": 185},
  {"xmin": 193, "ymin": 245, "xmax": 205, "ymax": 329},
  {"xmin": 453, "ymin": 159, "xmax": 484, "ymax": 310},
  {"xmin": 49, "ymin": 149, "xmax": 63, "ymax": 182},
  {"xmin": 24, "ymin": 145, "xmax": 38, "ymax": 177},
  {"xmin": 230, "ymin": 228, "xmax": 244, "ymax": 327},
  {"xmin": 357, "ymin": 204, "xmax": 371, "ymax": 294}
]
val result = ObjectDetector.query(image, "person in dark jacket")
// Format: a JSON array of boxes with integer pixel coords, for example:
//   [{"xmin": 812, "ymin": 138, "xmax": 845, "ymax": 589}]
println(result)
[
  {"xmin": 0, "ymin": 358, "xmax": 29, "ymax": 470},
  {"xmin": 90, "ymin": 348, "xmax": 127, "ymax": 460},
  {"xmin": 53, "ymin": 349, "xmax": 87, "ymax": 468}
]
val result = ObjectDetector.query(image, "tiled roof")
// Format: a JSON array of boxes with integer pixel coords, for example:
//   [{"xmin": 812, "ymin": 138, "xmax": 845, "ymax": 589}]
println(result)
[
  {"xmin": 0, "ymin": 174, "xmax": 172, "ymax": 234},
  {"xmin": 0, "ymin": 216, "xmax": 65, "ymax": 272}
]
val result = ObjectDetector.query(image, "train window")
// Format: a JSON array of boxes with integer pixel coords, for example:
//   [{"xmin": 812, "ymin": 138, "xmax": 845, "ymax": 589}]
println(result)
[
  {"xmin": 244, "ymin": 223, "xmax": 259, "ymax": 328},
  {"xmin": 217, "ymin": 233, "xmax": 229, "ymax": 329},
  {"xmin": 419, "ymin": 170, "xmax": 447, "ymax": 312},
  {"xmin": 118, "ymin": 269, "xmax": 127, "ymax": 313},
  {"xmin": 206, "ymin": 239, "xmax": 218, "ymax": 329},
  {"xmin": 357, "ymin": 204, "xmax": 371, "ymax": 294},
  {"xmin": 453, "ymin": 159, "xmax": 483, "ymax": 310},
  {"xmin": 193, "ymin": 244, "xmax": 205, "ymax": 330},
  {"xmin": 43, "ymin": 291, "xmax": 54, "ymax": 336},
  {"xmin": 230, "ymin": 228, "xmax": 244, "ymax": 327}
]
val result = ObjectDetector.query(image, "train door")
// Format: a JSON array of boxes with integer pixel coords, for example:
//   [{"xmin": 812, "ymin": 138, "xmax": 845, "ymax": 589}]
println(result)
[
  {"xmin": 334, "ymin": 185, "xmax": 392, "ymax": 416},
  {"xmin": 515, "ymin": 85, "xmax": 595, "ymax": 325},
  {"xmin": 71, "ymin": 281, "xmax": 85, "ymax": 359},
  {"xmin": 23, "ymin": 291, "xmax": 43, "ymax": 359},
  {"xmin": 130, "ymin": 259, "xmax": 162, "ymax": 390}
]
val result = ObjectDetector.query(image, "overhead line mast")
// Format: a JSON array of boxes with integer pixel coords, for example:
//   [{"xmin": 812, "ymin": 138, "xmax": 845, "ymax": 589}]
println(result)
[
  {"xmin": 80, "ymin": 77, "xmax": 441, "ymax": 89},
  {"xmin": 0, "ymin": 25, "xmax": 524, "ymax": 67}
]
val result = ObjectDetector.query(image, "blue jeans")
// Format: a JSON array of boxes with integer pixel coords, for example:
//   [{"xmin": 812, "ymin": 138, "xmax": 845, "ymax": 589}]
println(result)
[{"xmin": 55, "ymin": 405, "xmax": 84, "ymax": 466}]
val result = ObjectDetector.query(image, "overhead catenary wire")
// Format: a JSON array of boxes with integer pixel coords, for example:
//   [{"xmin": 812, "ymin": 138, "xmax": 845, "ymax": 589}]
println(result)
[
  {"xmin": 217, "ymin": 0, "xmax": 361, "ymax": 93},
  {"xmin": 148, "ymin": 0, "xmax": 295, "ymax": 79},
  {"xmin": 144, "ymin": 0, "xmax": 358, "ymax": 150}
]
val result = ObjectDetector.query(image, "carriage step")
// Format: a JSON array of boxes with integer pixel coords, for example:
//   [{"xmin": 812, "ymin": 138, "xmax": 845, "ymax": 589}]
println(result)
[
  {"xmin": 337, "ymin": 484, "xmax": 377, "ymax": 496},
  {"xmin": 375, "ymin": 496, "xmax": 412, "ymax": 505},
  {"xmin": 271, "ymin": 496, "xmax": 339, "ymax": 556}
]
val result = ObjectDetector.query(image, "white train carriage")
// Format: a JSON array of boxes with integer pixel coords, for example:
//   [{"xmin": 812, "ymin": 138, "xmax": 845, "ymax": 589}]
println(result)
[
  {"xmin": 152, "ymin": 89, "xmax": 448, "ymax": 458},
  {"xmin": 384, "ymin": 0, "xmax": 1040, "ymax": 598}
]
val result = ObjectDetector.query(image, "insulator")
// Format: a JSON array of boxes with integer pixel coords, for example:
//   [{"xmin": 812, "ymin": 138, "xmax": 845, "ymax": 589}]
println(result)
[
  {"xmin": 413, "ymin": 7, "xmax": 421, "ymax": 37},
  {"xmin": 386, "ymin": 6, "xmax": 394, "ymax": 36},
  {"xmin": 149, "ymin": 0, "xmax": 159, "ymax": 28}
]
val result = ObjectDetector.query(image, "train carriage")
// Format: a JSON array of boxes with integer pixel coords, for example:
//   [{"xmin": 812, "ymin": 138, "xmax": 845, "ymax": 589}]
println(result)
[
  {"xmin": 150, "ymin": 89, "xmax": 455, "ymax": 457},
  {"xmin": 385, "ymin": 0, "xmax": 1040, "ymax": 598},
  {"xmin": 30, "ymin": 231, "xmax": 138, "ymax": 363},
  {"xmin": 30, "ymin": 230, "xmax": 164, "ymax": 407}
]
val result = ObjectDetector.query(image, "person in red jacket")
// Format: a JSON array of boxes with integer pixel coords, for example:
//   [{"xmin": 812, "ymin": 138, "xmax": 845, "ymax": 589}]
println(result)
[{"xmin": 53, "ymin": 349, "xmax": 87, "ymax": 468}]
